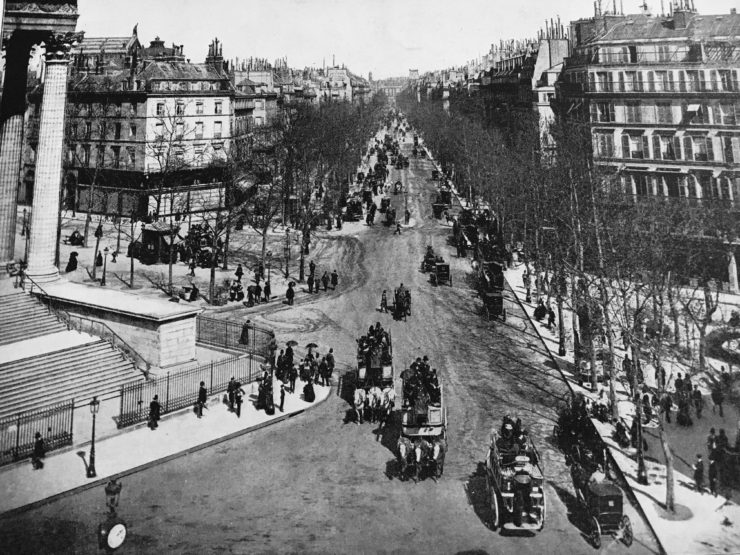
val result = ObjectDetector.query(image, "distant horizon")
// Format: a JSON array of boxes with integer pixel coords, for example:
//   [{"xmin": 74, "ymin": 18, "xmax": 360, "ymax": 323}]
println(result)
[{"xmin": 76, "ymin": 0, "xmax": 740, "ymax": 79}]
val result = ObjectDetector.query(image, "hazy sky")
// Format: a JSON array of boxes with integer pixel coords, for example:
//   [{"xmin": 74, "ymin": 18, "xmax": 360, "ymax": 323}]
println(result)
[{"xmin": 77, "ymin": 0, "xmax": 739, "ymax": 79}]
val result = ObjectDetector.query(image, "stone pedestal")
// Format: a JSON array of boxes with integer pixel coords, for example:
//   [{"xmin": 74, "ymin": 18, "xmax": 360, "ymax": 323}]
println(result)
[
  {"xmin": 0, "ymin": 34, "xmax": 35, "ymax": 270},
  {"xmin": 26, "ymin": 44, "xmax": 74, "ymax": 283},
  {"xmin": 729, "ymin": 250, "xmax": 739, "ymax": 294}
]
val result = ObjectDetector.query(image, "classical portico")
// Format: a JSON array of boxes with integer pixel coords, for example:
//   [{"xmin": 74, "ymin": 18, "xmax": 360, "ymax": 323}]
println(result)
[{"xmin": 0, "ymin": 2, "xmax": 80, "ymax": 281}]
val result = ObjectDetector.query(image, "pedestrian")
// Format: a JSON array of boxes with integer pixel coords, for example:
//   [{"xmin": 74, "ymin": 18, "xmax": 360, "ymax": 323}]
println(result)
[
  {"xmin": 96, "ymin": 251, "xmax": 103, "ymax": 267},
  {"xmin": 546, "ymin": 305, "xmax": 556, "ymax": 330},
  {"xmin": 321, "ymin": 271, "xmax": 329, "ymax": 292},
  {"xmin": 693, "ymin": 454, "xmax": 704, "ymax": 493},
  {"xmin": 235, "ymin": 263, "xmax": 244, "ymax": 282},
  {"xmin": 286, "ymin": 283, "xmax": 295, "ymax": 305},
  {"xmin": 189, "ymin": 258, "xmax": 196, "ymax": 277},
  {"xmin": 289, "ymin": 364, "xmax": 298, "ymax": 393},
  {"xmin": 314, "ymin": 274, "xmax": 321, "ymax": 294},
  {"xmin": 331, "ymin": 270, "xmax": 338, "ymax": 290},
  {"xmin": 239, "ymin": 320, "xmax": 251, "ymax": 346},
  {"xmin": 707, "ymin": 427, "xmax": 718, "ymax": 455},
  {"xmin": 380, "ymin": 290, "xmax": 388, "ymax": 312},
  {"xmin": 708, "ymin": 457, "xmax": 718, "ymax": 496},
  {"xmin": 721, "ymin": 367, "xmax": 731, "ymax": 391},
  {"xmin": 336, "ymin": 214, "xmax": 342, "ymax": 230},
  {"xmin": 404, "ymin": 208, "xmax": 410, "ymax": 225},
  {"xmin": 394, "ymin": 222, "xmax": 402, "ymax": 234},
  {"xmin": 711, "ymin": 384, "xmax": 724, "ymax": 417},
  {"xmin": 318, "ymin": 357, "xmax": 329, "ymax": 386},
  {"xmin": 280, "ymin": 384, "xmax": 286, "ymax": 412},
  {"xmin": 309, "ymin": 260, "xmax": 316, "ymax": 276},
  {"xmin": 149, "ymin": 395, "xmax": 161, "ymax": 429},
  {"xmin": 197, "ymin": 381, "xmax": 207, "ymax": 418},
  {"xmin": 693, "ymin": 385, "xmax": 704, "ymax": 419},
  {"xmin": 31, "ymin": 431, "xmax": 45, "ymax": 470},
  {"xmin": 234, "ymin": 381, "xmax": 245, "ymax": 418},
  {"xmin": 227, "ymin": 376, "xmax": 237, "ymax": 411},
  {"xmin": 263, "ymin": 281, "xmax": 271, "ymax": 301},
  {"xmin": 675, "ymin": 373, "xmax": 684, "ymax": 393},
  {"xmin": 308, "ymin": 275, "xmax": 314, "ymax": 294},
  {"xmin": 254, "ymin": 283, "xmax": 262, "ymax": 304},
  {"xmin": 660, "ymin": 392, "xmax": 672, "ymax": 423}
]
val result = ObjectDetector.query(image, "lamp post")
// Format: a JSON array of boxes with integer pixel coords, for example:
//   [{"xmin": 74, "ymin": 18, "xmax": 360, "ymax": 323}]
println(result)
[
  {"xmin": 93, "ymin": 222, "xmax": 103, "ymax": 280},
  {"xmin": 284, "ymin": 229, "xmax": 290, "ymax": 279},
  {"xmin": 88, "ymin": 396, "xmax": 100, "ymax": 478},
  {"xmin": 101, "ymin": 247, "xmax": 109, "ymax": 286},
  {"xmin": 266, "ymin": 250, "xmax": 272, "ymax": 282}
]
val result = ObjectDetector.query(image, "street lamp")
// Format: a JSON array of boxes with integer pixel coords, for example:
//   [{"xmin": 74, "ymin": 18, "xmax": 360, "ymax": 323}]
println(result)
[
  {"xmin": 87, "ymin": 396, "xmax": 100, "ymax": 478},
  {"xmin": 284, "ymin": 229, "xmax": 290, "ymax": 279},
  {"xmin": 266, "ymin": 250, "xmax": 272, "ymax": 282},
  {"xmin": 101, "ymin": 247, "xmax": 109, "ymax": 286}
]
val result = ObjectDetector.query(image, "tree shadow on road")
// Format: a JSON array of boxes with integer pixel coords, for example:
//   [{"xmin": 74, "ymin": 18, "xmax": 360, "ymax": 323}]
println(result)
[
  {"xmin": 551, "ymin": 483, "xmax": 592, "ymax": 548},
  {"xmin": 464, "ymin": 461, "xmax": 496, "ymax": 532}
]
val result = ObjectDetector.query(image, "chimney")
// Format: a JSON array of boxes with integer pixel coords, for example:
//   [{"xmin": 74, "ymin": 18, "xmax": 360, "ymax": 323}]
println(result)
[{"xmin": 673, "ymin": 3, "xmax": 690, "ymax": 28}]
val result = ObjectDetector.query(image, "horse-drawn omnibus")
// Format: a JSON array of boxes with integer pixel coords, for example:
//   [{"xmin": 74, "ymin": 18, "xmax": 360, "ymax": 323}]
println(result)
[
  {"xmin": 397, "ymin": 368, "xmax": 447, "ymax": 481},
  {"xmin": 486, "ymin": 418, "xmax": 546, "ymax": 531},
  {"xmin": 352, "ymin": 330, "xmax": 395, "ymax": 426}
]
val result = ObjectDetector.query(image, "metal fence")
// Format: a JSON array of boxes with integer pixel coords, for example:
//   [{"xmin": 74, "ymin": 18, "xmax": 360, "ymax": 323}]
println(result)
[
  {"xmin": 196, "ymin": 315, "xmax": 275, "ymax": 359},
  {"xmin": 0, "ymin": 400, "xmax": 74, "ymax": 467},
  {"xmin": 117, "ymin": 355, "xmax": 263, "ymax": 428}
]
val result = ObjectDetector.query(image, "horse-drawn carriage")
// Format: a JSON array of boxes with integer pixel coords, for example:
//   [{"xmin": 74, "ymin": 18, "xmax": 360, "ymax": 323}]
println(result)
[
  {"xmin": 353, "ymin": 329, "xmax": 395, "ymax": 426},
  {"xmin": 344, "ymin": 197, "xmax": 364, "ymax": 222},
  {"xmin": 393, "ymin": 287, "xmax": 411, "ymax": 320},
  {"xmin": 479, "ymin": 261, "xmax": 506, "ymax": 321},
  {"xmin": 420, "ymin": 246, "xmax": 437, "ymax": 273},
  {"xmin": 128, "ymin": 221, "xmax": 181, "ymax": 265},
  {"xmin": 570, "ymin": 462, "xmax": 633, "ymax": 549},
  {"xmin": 430, "ymin": 262, "xmax": 451, "ymax": 286},
  {"xmin": 397, "ymin": 369, "xmax": 447, "ymax": 481},
  {"xmin": 485, "ymin": 418, "xmax": 546, "ymax": 531},
  {"xmin": 380, "ymin": 196, "xmax": 391, "ymax": 213}
]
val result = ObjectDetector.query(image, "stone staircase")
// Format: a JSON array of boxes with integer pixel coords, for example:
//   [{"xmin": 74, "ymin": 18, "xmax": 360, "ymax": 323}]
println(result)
[
  {"xmin": 0, "ymin": 340, "xmax": 139, "ymax": 420},
  {"xmin": 0, "ymin": 291, "xmax": 67, "ymax": 346},
  {"xmin": 0, "ymin": 290, "xmax": 143, "ymax": 420}
]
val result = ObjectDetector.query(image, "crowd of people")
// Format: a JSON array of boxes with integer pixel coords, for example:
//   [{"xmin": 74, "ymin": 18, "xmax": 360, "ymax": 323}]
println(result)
[{"xmin": 400, "ymin": 356, "xmax": 441, "ymax": 413}]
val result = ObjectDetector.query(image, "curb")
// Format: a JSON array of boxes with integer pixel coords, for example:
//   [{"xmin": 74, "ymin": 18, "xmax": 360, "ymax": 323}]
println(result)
[
  {"xmin": 506, "ymin": 277, "xmax": 667, "ymax": 555},
  {"xmin": 0, "ymin": 386, "xmax": 332, "ymax": 519}
]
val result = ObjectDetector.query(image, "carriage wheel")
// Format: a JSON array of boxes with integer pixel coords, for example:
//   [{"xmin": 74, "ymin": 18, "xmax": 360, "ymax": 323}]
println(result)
[
  {"xmin": 488, "ymin": 480, "xmax": 500, "ymax": 530},
  {"xmin": 590, "ymin": 517, "xmax": 602, "ymax": 549},
  {"xmin": 539, "ymin": 489, "xmax": 546, "ymax": 531},
  {"xmin": 621, "ymin": 515, "xmax": 633, "ymax": 547}
]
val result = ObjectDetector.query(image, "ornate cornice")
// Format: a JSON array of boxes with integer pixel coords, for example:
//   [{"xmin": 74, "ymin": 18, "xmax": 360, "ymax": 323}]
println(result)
[
  {"xmin": 43, "ymin": 31, "xmax": 84, "ymax": 61},
  {"xmin": 6, "ymin": 2, "xmax": 78, "ymax": 15}
]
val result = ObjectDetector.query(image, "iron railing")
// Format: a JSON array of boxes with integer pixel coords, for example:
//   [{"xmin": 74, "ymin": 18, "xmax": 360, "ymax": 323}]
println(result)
[
  {"xmin": 117, "ymin": 355, "xmax": 263, "ymax": 428},
  {"xmin": 21, "ymin": 272, "xmax": 152, "ymax": 374},
  {"xmin": 0, "ymin": 400, "xmax": 74, "ymax": 467},
  {"xmin": 196, "ymin": 315, "xmax": 275, "ymax": 359}
]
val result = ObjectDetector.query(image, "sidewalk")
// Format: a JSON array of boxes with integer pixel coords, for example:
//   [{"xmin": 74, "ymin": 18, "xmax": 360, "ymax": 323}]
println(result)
[
  {"xmin": 504, "ymin": 263, "xmax": 740, "ymax": 555},
  {"xmin": 0, "ymin": 376, "xmax": 330, "ymax": 516}
]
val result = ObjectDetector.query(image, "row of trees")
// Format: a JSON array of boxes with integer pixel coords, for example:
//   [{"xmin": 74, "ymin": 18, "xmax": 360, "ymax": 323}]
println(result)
[{"xmin": 397, "ymin": 87, "xmax": 739, "ymax": 512}]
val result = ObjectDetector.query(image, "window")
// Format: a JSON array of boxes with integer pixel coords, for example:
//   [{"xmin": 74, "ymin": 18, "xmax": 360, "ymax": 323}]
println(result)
[
  {"xmin": 176, "ymin": 102, "xmax": 185, "ymax": 116},
  {"xmin": 625, "ymin": 102, "xmax": 642, "ymax": 124},
  {"xmin": 691, "ymin": 136, "xmax": 714, "ymax": 162},
  {"xmin": 658, "ymin": 44, "xmax": 672, "ymax": 62},
  {"xmin": 175, "ymin": 122, "xmax": 184, "ymax": 140},
  {"xmin": 67, "ymin": 145, "xmax": 76, "ymax": 164},
  {"xmin": 98, "ymin": 122, "xmax": 107, "ymax": 139},
  {"xmin": 652, "ymin": 135, "xmax": 676, "ymax": 160},
  {"xmin": 155, "ymin": 122, "xmax": 164, "ymax": 136},
  {"xmin": 214, "ymin": 121, "xmax": 222, "ymax": 138},
  {"xmin": 254, "ymin": 116, "xmax": 264, "ymax": 126},
  {"xmin": 71, "ymin": 123, "xmax": 78, "ymax": 138},
  {"xmin": 129, "ymin": 124, "xmax": 137, "ymax": 138},
  {"xmin": 130, "ymin": 102, "xmax": 138, "ymax": 115},
  {"xmin": 196, "ymin": 102, "xmax": 204, "ymax": 115},
  {"xmin": 85, "ymin": 121, "xmax": 92, "ymax": 138},
  {"xmin": 656, "ymin": 102, "xmax": 673, "ymax": 124},
  {"xmin": 83, "ymin": 145, "xmax": 90, "ymax": 166},
  {"xmin": 156, "ymin": 103, "xmax": 165, "ymax": 117},
  {"xmin": 594, "ymin": 132, "xmax": 614, "ymax": 158},
  {"xmin": 97, "ymin": 145, "xmax": 106, "ymax": 166},
  {"xmin": 683, "ymin": 136, "xmax": 694, "ymax": 160},
  {"xmin": 112, "ymin": 146, "xmax": 121, "ymax": 169},
  {"xmin": 590, "ymin": 102, "xmax": 615, "ymax": 123},
  {"xmin": 127, "ymin": 147, "xmax": 136, "ymax": 168},
  {"xmin": 255, "ymin": 99, "xmax": 265, "ymax": 110},
  {"xmin": 114, "ymin": 123, "xmax": 121, "ymax": 140},
  {"xmin": 195, "ymin": 121, "xmax": 204, "ymax": 140},
  {"xmin": 678, "ymin": 71, "xmax": 687, "ymax": 92},
  {"xmin": 215, "ymin": 101, "xmax": 223, "ymax": 115},
  {"xmin": 634, "ymin": 174, "xmax": 650, "ymax": 196},
  {"xmin": 194, "ymin": 144, "xmax": 205, "ymax": 157},
  {"xmin": 179, "ymin": 82, "xmax": 187, "ymax": 91},
  {"xmin": 621, "ymin": 134, "xmax": 648, "ymax": 159},
  {"xmin": 717, "ymin": 103, "xmax": 737, "ymax": 125}
]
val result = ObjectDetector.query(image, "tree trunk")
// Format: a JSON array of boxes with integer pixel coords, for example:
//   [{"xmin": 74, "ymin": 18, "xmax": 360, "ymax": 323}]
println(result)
[
  {"xmin": 129, "ymin": 218, "xmax": 135, "ymax": 288},
  {"xmin": 698, "ymin": 324, "xmax": 707, "ymax": 373},
  {"xmin": 660, "ymin": 424, "xmax": 675, "ymax": 512},
  {"xmin": 168, "ymin": 220, "xmax": 174, "ymax": 296},
  {"xmin": 222, "ymin": 218, "xmax": 230, "ymax": 271},
  {"xmin": 668, "ymin": 286, "xmax": 680, "ymax": 346}
]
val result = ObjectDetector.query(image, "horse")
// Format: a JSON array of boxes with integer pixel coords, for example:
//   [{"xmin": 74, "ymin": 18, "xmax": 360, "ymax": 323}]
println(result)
[
  {"xmin": 353, "ymin": 387, "xmax": 367, "ymax": 425},
  {"xmin": 397, "ymin": 436, "xmax": 415, "ymax": 480},
  {"xmin": 377, "ymin": 387, "xmax": 396, "ymax": 429},
  {"xmin": 367, "ymin": 386, "xmax": 383, "ymax": 423},
  {"xmin": 412, "ymin": 439, "xmax": 433, "ymax": 482}
]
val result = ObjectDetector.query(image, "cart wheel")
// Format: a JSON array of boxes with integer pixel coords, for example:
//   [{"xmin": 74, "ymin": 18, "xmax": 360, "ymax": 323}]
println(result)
[
  {"xmin": 621, "ymin": 515, "xmax": 633, "ymax": 547},
  {"xmin": 539, "ymin": 489, "xmax": 546, "ymax": 531},
  {"xmin": 488, "ymin": 480, "xmax": 499, "ymax": 530},
  {"xmin": 590, "ymin": 517, "xmax": 602, "ymax": 549}
]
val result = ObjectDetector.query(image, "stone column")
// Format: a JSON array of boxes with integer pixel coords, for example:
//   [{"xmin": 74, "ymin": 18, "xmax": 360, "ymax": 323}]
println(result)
[
  {"xmin": 26, "ymin": 34, "xmax": 79, "ymax": 283},
  {"xmin": 0, "ymin": 33, "xmax": 35, "ymax": 270}
]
